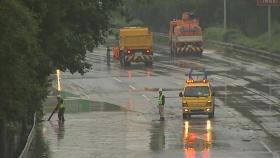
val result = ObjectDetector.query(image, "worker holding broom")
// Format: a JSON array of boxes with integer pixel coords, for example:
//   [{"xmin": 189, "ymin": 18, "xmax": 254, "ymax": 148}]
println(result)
[{"xmin": 56, "ymin": 95, "xmax": 65, "ymax": 122}]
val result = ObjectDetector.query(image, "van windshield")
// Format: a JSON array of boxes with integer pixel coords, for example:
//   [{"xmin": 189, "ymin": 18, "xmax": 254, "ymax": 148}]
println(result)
[{"xmin": 184, "ymin": 86, "xmax": 209, "ymax": 97}]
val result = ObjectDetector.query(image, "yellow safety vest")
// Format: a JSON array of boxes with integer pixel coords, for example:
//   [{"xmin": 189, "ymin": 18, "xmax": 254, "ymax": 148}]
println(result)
[
  {"xmin": 158, "ymin": 94, "xmax": 164, "ymax": 105},
  {"xmin": 58, "ymin": 103, "xmax": 64, "ymax": 109}
]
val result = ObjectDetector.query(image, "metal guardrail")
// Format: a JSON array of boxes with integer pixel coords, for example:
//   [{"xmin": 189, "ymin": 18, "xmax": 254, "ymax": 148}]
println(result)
[
  {"xmin": 153, "ymin": 32, "xmax": 280, "ymax": 63},
  {"xmin": 18, "ymin": 113, "xmax": 36, "ymax": 158},
  {"xmin": 207, "ymin": 40, "xmax": 280, "ymax": 63}
]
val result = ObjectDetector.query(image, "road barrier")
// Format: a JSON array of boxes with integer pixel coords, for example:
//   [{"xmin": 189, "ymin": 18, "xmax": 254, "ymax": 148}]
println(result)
[
  {"xmin": 18, "ymin": 113, "xmax": 36, "ymax": 158},
  {"xmin": 153, "ymin": 32, "xmax": 280, "ymax": 63},
  {"xmin": 207, "ymin": 40, "xmax": 280, "ymax": 63}
]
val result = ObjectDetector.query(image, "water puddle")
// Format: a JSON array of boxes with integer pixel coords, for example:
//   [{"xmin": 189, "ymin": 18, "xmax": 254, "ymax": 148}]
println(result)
[
  {"xmin": 64, "ymin": 99, "xmax": 125, "ymax": 113},
  {"xmin": 44, "ymin": 97, "xmax": 125, "ymax": 113}
]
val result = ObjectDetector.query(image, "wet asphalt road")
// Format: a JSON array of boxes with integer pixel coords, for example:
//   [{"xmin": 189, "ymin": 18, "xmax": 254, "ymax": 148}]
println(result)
[{"xmin": 29, "ymin": 43, "xmax": 280, "ymax": 158}]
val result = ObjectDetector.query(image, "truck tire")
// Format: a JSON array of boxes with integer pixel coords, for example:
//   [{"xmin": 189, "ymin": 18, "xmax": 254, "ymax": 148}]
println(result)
[
  {"xmin": 208, "ymin": 112, "xmax": 214, "ymax": 119},
  {"xmin": 208, "ymin": 106, "xmax": 215, "ymax": 119},
  {"xmin": 145, "ymin": 61, "xmax": 153, "ymax": 67},
  {"xmin": 125, "ymin": 61, "xmax": 131, "ymax": 67},
  {"xmin": 198, "ymin": 48, "xmax": 203, "ymax": 57},
  {"xmin": 183, "ymin": 114, "xmax": 191, "ymax": 120}
]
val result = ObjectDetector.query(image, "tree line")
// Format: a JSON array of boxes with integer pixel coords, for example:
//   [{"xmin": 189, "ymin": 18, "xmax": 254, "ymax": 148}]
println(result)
[
  {"xmin": 0, "ymin": 0, "xmax": 120, "ymax": 122},
  {"xmin": 124, "ymin": 0, "xmax": 280, "ymax": 37}
]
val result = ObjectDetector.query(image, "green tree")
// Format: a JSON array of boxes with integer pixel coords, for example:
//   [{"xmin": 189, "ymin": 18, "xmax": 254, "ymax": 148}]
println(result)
[
  {"xmin": 125, "ymin": 0, "xmax": 280, "ymax": 36},
  {"xmin": 0, "ymin": 0, "xmax": 121, "ymax": 121},
  {"xmin": 23, "ymin": 0, "xmax": 121, "ymax": 74},
  {"xmin": 0, "ymin": 0, "xmax": 46, "ymax": 121}
]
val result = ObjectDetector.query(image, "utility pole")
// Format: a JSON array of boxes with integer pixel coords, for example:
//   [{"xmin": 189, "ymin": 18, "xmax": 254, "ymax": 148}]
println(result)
[
  {"xmin": 224, "ymin": 0, "xmax": 227, "ymax": 31},
  {"xmin": 267, "ymin": 5, "xmax": 271, "ymax": 49},
  {"xmin": 257, "ymin": 0, "xmax": 280, "ymax": 51}
]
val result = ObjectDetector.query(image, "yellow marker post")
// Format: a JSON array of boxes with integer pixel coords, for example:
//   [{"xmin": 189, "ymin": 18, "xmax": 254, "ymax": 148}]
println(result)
[
  {"xmin": 48, "ymin": 69, "xmax": 62, "ymax": 121},
  {"xmin": 56, "ymin": 69, "xmax": 61, "ymax": 95}
]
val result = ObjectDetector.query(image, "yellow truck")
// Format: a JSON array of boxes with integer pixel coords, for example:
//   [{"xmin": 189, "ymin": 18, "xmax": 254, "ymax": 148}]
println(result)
[
  {"xmin": 179, "ymin": 69, "xmax": 215, "ymax": 119},
  {"xmin": 114, "ymin": 27, "xmax": 153, "ymax": 66}
]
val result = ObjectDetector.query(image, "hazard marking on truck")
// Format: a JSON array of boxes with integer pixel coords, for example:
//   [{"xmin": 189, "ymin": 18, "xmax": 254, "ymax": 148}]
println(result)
[{"xmin": 126, "ymin": 56, "xmax": 153, "ymax": 62}]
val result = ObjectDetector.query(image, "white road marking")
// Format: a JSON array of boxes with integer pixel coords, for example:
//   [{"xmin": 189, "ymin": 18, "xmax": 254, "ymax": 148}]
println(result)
[
  {"xmin": 113, "ymin": 77, "xmax": 122, "ymax": 83},
  {"xmin": 129, "ymin": 85, "xmax": 136, "ymax": 90},
  {"xmin": 232, "ymin": 82, "xmax": 239, "ymax": 86},
  {"xmin": 260, "ymin": 141, "xmax": 272, "ymax": 153},
  {"xmin": 64, "ymin": 98, "xmax": 81, "ymax": 101},
  {"xmin": 214, "ymin": 76, "xmax": 223, "ymax": 80},
  {"xmin": 142, "ymin": 94, "xmax": 150, "ymax": 102},
  {"xmin": 80, "ymin": 90, "xmax": 90, "ymax": 99}
]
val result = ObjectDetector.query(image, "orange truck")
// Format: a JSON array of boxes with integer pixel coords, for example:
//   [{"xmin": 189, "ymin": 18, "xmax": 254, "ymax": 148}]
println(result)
[
  {"xmin": 113, "ymin": 27, "xmax": 153, "ymax": 67},
  {"xmin": 169, "ymin": 12, "xmax": 203, "ymax": 56}
]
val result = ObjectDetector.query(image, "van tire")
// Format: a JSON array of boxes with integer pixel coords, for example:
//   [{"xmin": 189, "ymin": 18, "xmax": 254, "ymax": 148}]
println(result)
[
  {"xmin": 208, "ymin": 112, "xmax": 214, "ymax": 119},
  {"xmin": 183, "ymin": 114, "xmax": 191, "ymax": 120}
]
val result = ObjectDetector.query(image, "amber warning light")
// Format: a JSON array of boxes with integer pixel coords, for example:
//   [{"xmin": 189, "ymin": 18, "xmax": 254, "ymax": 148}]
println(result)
[
  {"xmin": 186, "ymin": 79, "xmax": 208, "ymax": 84},
  {"xmin": 186, "ymin": 80, "xmax": 194, "ymax": 84}
]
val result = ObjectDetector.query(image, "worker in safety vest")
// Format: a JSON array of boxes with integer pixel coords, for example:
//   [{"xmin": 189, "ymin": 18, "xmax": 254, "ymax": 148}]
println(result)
[
  {"xmin": 158, "ymin": 88, "xmax": 165, "ymax": 121},
  {"xmin": 106, "ymin": 46, "xmax": 110, "ymax": 66},
  {"xmin": 56, "ymin": 96, "xmax": 65, "ymax": 122}
]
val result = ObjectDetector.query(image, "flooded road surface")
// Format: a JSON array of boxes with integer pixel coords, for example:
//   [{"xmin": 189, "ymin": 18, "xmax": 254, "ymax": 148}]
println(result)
[{"xmin": 28, "ymin": 43, "xmax": 280, "ymax": 158}]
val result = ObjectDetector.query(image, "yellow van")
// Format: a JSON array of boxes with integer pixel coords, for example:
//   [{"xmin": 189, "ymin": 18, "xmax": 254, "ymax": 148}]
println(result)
[{"xmin": 179, "ymin": 69, "xmax": 215, "ymax": 119}]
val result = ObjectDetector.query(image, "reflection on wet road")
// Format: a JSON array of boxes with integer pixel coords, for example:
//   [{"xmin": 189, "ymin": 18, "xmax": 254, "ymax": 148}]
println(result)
[
  {"xmin": 150, "ymin": 121, "xmax": 165, "ymax": 151},
  {"xmin": 28, "ymin": 44, "xmax": 280, "ymax": 158},
  {"xmin": 183, "ymin": 119, "xmax": 213, "ymax": 158}
]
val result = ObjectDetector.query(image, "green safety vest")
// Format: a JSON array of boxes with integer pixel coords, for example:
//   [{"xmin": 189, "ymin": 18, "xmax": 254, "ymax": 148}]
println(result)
[
  {"xmin": 158, "ymin": 94, "xmax": 164, "ymax": 105},
  {"xmin": 58, "ymin": 103, "xmax": 64, "ymax": 109}
]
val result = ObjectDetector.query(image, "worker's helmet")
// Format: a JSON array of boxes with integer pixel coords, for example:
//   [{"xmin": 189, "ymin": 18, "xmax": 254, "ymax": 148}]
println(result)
[{"xmin": 159, "ymin": 88, "xmax": 163, "ymax": 92}]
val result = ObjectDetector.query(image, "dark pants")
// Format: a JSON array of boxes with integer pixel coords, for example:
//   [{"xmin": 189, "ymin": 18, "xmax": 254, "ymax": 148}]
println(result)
[
  {"xmin": 58, "ymin": 107, "xmax": 65, "ymax": 121},
  {"xmin": 158, "ymin": 105, "xmax": 164, "ymax": 120}
]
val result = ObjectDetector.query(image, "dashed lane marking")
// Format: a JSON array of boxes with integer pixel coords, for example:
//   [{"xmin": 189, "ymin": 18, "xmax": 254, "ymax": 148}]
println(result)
[
  {"xmin": 129, "ymin": 85, "xmax": 136, "ymax": 90},
  {"xmin": 113, "ymin": 77, "xmax": 122, "ymax": 83},
  {"xmin": 214, "ymin": 76, "xmax": 223, "ymax": 80},
  {"xmin": 260, "ymin": 141, "xmax": 272, "ymax": 153},
  {"xmin": 232, "ymin": 82, "xmax": 239, "ymax": 86},
  {"xmin": 81, "ymin": 91, "xmax": 90, "ymax": 99}
]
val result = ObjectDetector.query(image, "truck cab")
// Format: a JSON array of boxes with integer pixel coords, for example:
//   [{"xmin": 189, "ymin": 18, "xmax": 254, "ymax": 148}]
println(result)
[{"xmin": 179, "ymin": 69, "xmax": 215, "ymax": 119}]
